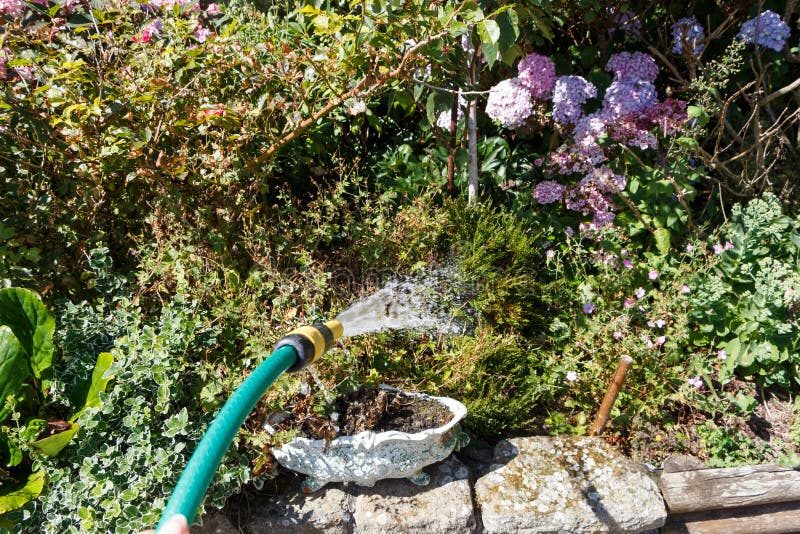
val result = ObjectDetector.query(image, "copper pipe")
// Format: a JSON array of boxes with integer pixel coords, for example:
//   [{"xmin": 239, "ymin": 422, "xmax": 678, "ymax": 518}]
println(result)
[{"xmin": 589, "ymin": 355, "xmax": 634, "ymax": 436}]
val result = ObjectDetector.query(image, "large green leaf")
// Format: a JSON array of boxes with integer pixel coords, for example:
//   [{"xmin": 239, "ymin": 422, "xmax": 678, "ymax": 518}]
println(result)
[
  {"xmin": 0, "ymin": 467, "xmax": 45, "ymax": 514},
  {"xmin": 0, "ymin": 326, "xmax": 32, "ymax": 423},
  {"xmin": 30, "ymin": 422, "xmax": 80, "ymax": 457},
  {"xmin": 0, "ymin": 288, "xmax": 54, "ymax": 382},
  {"xmin": 71, "ymin": 351, "xmax": 114, "ymax": 422}
]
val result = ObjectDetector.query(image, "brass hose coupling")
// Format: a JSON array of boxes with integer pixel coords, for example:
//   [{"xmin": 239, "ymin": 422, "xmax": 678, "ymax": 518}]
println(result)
[{"xmin": 273, "ymin": 320, "xmax": 344, "ymax": 372}]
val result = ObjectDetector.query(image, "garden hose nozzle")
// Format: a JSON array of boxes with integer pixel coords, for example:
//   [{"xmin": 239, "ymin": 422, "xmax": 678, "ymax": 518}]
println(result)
[{"xmin": 274, "ymin": 320, "xmax": 344, "ymax": 372}]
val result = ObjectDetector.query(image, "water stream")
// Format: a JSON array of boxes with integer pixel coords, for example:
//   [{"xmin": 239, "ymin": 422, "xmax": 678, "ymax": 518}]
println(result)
[{"xmin": 334, "ymin": 266, "xmax": 473, "ymax": 338}]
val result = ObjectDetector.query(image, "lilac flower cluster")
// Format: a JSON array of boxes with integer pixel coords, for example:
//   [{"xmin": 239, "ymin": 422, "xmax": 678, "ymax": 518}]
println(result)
[
  {"xmin": 517, "ymin": 53, "xmax": 556, "ymax": 100},
  {"xmin": 605, "ymin": 52, "xmax": 658, "ymax": 83},
  {"xmin": 737, "ymin": 10, "xmax": 791, "ymax": 52},
  {"xmin": 672, "ymin": 17, "xmax": 705, "ymax": 56},
  {"xmin": 533, "ymin": 180, "xmax": 566, "ymax": 204},
  {"xmin": 552, "ymin": 76, "xmax": 597, "ymax": 125},
  {"xmin": 485, "ymin": 78, "xmax": 535, "ymax": 130}
]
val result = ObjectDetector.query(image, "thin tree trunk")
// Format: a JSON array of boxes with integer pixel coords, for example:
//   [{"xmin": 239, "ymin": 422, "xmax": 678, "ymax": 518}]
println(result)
[
  {"xmin": 467, "ymin": 43, "xmax": 479, "ymax": 204},
  {"xmin": 446, "ymin": 89, "xmax": 459, "ymax": 197}
]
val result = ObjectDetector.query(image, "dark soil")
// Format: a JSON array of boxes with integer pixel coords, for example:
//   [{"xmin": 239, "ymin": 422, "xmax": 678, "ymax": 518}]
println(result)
[
  {"xmin": 339, "ymin": 386, "xmax": 452, "ymax": 435},
  {"xmin": 268, "ymin": 385, "xmax": 453, "ymax": 444}
]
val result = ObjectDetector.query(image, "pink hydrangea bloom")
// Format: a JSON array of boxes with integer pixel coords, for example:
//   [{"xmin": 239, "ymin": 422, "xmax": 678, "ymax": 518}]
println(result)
[
  {"xmin": 485, "ymin": 78, "xmax": 534, "ymax": 129},
  {"xmin": 605, "ymin": 52, "xmax": 659, "ymax": 83},
  {"xmin": 603, "ymin": 80, "xmax": 657, "ymax": 118},
  {"xmin": 517, "ymin": 53, "xmax": 556, "ymax": 100},
  {"xmin": 0, "ymin": 0, "xmax": 24, "ymax": 18}
]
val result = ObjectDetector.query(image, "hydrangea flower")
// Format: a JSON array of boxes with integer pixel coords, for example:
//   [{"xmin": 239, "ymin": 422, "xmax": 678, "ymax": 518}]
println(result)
[
  {"xmin": 517, "ymin": 53, "xmax": 556, "ymax": 100},
  {"xmin": 609, "ymin": 9, "xmax": 641, "ymax": 36},
  {"xmin": 485, "ymin": 78, "xmax": 533, "ymax": 129},
  {"xmin": 0, "ymin": 0, "xmax": 23, "ymax": 17},
  {"xmin": 605, "ymin": 52, "xmax": 659, "ymax": 83},
  {"xmin": 603, "ymin": 80, "xmax": 658, "ymax": 118},
  {"xmin": 552, "ymin": 76, "xmax": 597, "ymax": 125},
  {"xmin": 534, "ymin": 180, "xmax": 566, "ymax": 204},
  {"xmin": 672, "ymin": 17, "xmax": 705, "ymax": 56},
  {"xmin": 737, "ymin": 10, "xmax": 791, "ymax": 52}
]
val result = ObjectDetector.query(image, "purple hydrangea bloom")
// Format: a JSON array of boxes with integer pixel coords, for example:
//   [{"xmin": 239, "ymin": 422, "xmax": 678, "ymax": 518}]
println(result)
[
  {"xmin": 603, "ymin": 80, "xmax": 658, "ymax": 118},
  {"xmin": 534, "ymin": 180, "xmax": 566, "ymax": 204},
  {"xmin": 485, "ymin": 78, "xmax": 534, "ymax": 129},
  {"xmin": 517, "ymin": 53, "xmax": 556, "ymax": 100},
  {"xmin": 0, "ymin": 0, "xmax": 24, "ymax": 17},
  {"xmin": 605, "ymin": 52, "xmax": 659, "ymax": 83},
  {"xmin": 672, "ymin": 17, "xmax": 705, "ymax": 56},
  {"xmin": 552, "ymin": 76, "xmax": 597, "ymax": 125},
  {"xmin": 737, "ymin": 10, "xmax": 791, "ymax": 52}
]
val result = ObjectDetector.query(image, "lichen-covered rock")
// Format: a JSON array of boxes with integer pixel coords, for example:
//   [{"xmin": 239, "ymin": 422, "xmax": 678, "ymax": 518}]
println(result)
[
  {"xmin": 475, "ymin": 437, "xmax": 666, "ymax": 533},
  {"xmin": 353, "ymin": 456, "xmax": 476, "ymax": 533},
  {"xmin": 245, "ymin": 486, "xmax": 353, "ymax": 534}
]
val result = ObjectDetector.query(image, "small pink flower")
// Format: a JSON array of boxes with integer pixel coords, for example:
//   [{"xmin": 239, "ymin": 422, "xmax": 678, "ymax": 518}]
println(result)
[
  {"xmin": 654, "ymin": 319, "xmax": 666, "ymax": 328},
  {"xmin": 546, "ymin": 249, "xmax": 556, "ymax": 259},
  {"xmin": 680, "ymin": 284, "xmax": 691, "ymax": 294},
  {"xmin": 686, "ymin": 243, "xmax": 694, "ymax": 253},
  {"xmin": 623, "ymin": 259, "xmax": 633, "ymax": 269},
  {"xmin": 643, "ymin": 334, "xmax": 654, "ymax": 349},
  {"xmin": 656, "ymin": 335, "xmax": 667, "ymax": 346},
  {"xmin": 725, "ymin": 241, "xmax": 734, "ymax": 250},
  {"xmin": 194, "ymin": 26, "xmax": 212, "ymax": 42},
  {"xmin": 133, "ymin": 29, "xmax": 152, "ymax": 43},
  {"xmin": 582, "ymin": 302, "xmax": 596, "ymax": 314},
  {"xmin": 717, "ymin": 349, "xmax": 727, "ymax": 360},
  {"xmin": 687, "ymin": 376, "xmax": 703, "ymax": 389},
  {"xmin": 203, "ymin": 107, "xmax": 224, "ymax": 117},
  {"xmin": 613, "ymin": 330, "xmax": 624, "ymax": 340},
  {"xmin": 623, "ymin": 298, "xmax": 635, "ymax": 309},
  {"xmin": 713, "ymin": 243, "xmax": 724, "ymax": 255},
  {"xmin": 205, "ymin": 2, "xmax": 221, "ymax": 15},
  {"xmin": 648, "ymin": 270, "xmax": 659, "ymax": 280},
  {"xmin": 634, "ymin": 287, "xmax": 646, "ymax": 299},
  {"xmin": 13, "ymin": 66, "xmax": 34, "ymax": 81},
  {"xmin": 565, "ymin": 227, "xmax": 574, "ymax": 237},
  {"xmin": 534, "ymin": 158, "xmax": 543, "ymax": 166}
]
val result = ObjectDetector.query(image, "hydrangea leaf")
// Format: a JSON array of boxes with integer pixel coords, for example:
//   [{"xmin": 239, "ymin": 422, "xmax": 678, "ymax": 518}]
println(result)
[
  {"xmin": 0, "ymin": 288, "xmax": 55, "ymax": 383},
  {"xmin": 0, "ymin": 326, "xmax": 32, "ymax": 423},
  {"xmin": 0, "ymin": 467, "xmax": 45, "ymax": 514},
  {"xmin": 30, "ymin": 422, "xmax": 80, "ymax": 457}
]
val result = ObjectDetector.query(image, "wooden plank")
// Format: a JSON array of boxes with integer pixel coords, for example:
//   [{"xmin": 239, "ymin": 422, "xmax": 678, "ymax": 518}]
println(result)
[
  {"xmin": 662, "ymin": 501, "xmax": 800, "ymax": 534},
  {"xmin": 659, "ymin": 464, "xmax": 800, "ymax": 514}
]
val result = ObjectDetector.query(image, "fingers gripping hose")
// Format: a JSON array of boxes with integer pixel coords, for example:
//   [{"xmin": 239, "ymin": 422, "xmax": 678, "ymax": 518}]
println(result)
[
  {"xmin": 274, "ymin": 320, "xmax": 344, "ymax": 372},
  {"xmin": 156, "ymin": 321, "xmax": 343, "ymax": 532}
]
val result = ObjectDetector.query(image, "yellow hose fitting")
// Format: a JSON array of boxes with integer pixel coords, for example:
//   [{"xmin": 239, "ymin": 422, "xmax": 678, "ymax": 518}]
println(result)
[{"xmin": 273, "ymin": 320, "xmax": 344, "ymax": 372}]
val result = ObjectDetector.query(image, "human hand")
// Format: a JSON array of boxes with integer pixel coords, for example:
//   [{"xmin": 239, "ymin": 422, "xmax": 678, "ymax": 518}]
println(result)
[{"xmin": 140, "ymin": 514, "xmax": 190, "ymax": 534}]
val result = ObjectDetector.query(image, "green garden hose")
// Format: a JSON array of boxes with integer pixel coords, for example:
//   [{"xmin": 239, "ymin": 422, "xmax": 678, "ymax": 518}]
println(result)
[{"xmin": 156, "ymin": 321, "xmax": 344, "ymax": 532}]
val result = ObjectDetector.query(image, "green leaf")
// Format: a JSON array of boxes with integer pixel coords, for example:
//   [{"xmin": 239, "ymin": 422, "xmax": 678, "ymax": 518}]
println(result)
[
  {"xmin": 0, "ymin": 326, "xmax": 32, "ymax": 423},
  {"xmin": 0, "ymin": 288, "xmax": 54, "ymax": 382},
  {"xmin": 477, "ymin": 20, "xmax": 500, "ymax": 45},
  {"xmin": 482, "ymin": 40, "xmax": 499, "ymax": 68},
  {"xmin": 687, "ymin": 105, "xmax": 709, "ymax": 127},
  {"xmin": 0, "ymin": 431, "xmax": 22, "ymax": 468},
  {"xmin": 71, "ymin": 352, "xmax": 114, "ymax": 422},
  {"xmin": 496, "ymin": 9, "xmax": 519, "ymax": 50},
  {"xmin": 654, "ymin": 228, "xmax": 671, "ymax": 255},
  {"xmin": 0, "ymin": 468, "xmax": 45, "ymax": 514},
  {"xmin": 30, "ymin": 422, "xmax": 79, "ymax": 456}
]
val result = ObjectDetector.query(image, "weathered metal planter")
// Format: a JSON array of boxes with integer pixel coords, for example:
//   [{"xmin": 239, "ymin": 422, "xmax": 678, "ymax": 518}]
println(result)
[{"xmin": 273, "ymin": 385, "xmax": 468, "ymax": 492}]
